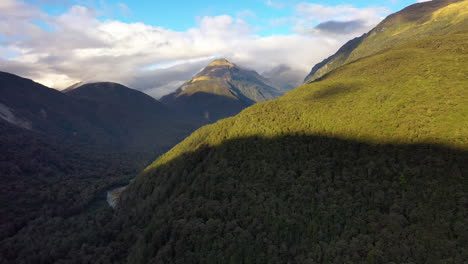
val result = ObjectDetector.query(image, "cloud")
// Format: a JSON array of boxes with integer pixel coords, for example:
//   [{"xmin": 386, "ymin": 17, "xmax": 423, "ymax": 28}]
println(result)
[
  {"xmin": 0, "ymin": 1, "xmax": 390, "ymax": 98},
  {"xmin": 313, "ymin": 20, "xmax": 367, "ymax": 35},
  {"xmin": 265, "ymin": 0, "xmax": 285, "ymax": 8},
  {"xmin": 117, "ymin": 3, "xmax": 131, "ymax": 16},
  {"xmin": 262, "ymin": 64, "xmax": 305, "ymax": 90},
  {"xmin": 293, "ymin": 4, "xmax": 389, "ymax": 35}
]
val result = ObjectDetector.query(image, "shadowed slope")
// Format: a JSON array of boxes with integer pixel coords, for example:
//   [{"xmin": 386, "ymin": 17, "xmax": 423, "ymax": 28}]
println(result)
[
  {"xmin": 0, "ymin": 72, "xmax": 107, "ymax": 143},
  {"xmin": 116, "ymin": 135, "xmax": 467, "ymax": 264},
  {"xmin": 66, "ymin": 82, "xmax": 198, "ymax": 153}
]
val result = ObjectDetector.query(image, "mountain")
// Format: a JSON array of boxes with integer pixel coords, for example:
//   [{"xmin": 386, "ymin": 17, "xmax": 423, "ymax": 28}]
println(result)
[
  {"xmin": 0, "ymin": 72, "xmax": 199, "ymax": 154},
  {"xmin": 304, "ymin": 0, "xmax": 467, "ymax": 83},
  {"xmin": 65, "ymin": 82, "xmax": 198, "ymax": 153},
  {"xmin": 0, "ymin": 71, "xmax": 106, "ymax": 142},
  {"xmin": 62, "ymin": 81, "xmax": 83, "ymax": 93},
  {"xmin": 103, "ymin": 1, "xmax": 466, "ymax": 263},
  {"xmin": 161, "ymin": 58, "xmax": 282, "ymax": 121}
]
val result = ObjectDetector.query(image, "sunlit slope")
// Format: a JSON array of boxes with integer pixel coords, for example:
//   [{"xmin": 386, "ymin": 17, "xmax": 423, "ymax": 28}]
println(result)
[
  {"xmin": 304, "ymin": 0, "xmax": 468, "ymax": 82},
  {"xmin": 149, "ymin": 31, "xmax": 467, "ymax": 169}
]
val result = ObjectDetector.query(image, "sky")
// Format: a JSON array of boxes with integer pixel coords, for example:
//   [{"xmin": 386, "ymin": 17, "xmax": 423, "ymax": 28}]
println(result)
[{"xmin": 0, "ymin": 0, "xmax": 429, "ymax": 98}]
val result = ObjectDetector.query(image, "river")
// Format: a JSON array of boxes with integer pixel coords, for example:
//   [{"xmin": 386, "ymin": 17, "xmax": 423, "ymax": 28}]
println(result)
[{"xmin": 106, "ymin": 179, "xmax": 134, "ymax": 208}]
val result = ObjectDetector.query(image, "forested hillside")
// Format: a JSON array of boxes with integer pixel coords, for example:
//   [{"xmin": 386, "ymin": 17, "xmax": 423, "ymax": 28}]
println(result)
[{"xmin": 112, "ymin": 1, "xmax": 468, "ymax": 263}]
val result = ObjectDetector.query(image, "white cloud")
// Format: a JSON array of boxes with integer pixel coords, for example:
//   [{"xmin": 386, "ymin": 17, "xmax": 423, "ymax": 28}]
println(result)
[
  {"xmin": 265, "ymin": 0, "xmax": 284, "ymax": 8},
  {"xmin": 117, "ymin": 3, "xmax": 131, "ymax": 16},
  {"xmin": 0, "ymin": 1, "xmax": 390, "ymax": 97}
]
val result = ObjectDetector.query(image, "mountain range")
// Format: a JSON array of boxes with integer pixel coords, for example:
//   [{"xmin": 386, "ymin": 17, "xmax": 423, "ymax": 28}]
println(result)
[
  {"xmin": 0, "ymin": 72, "xmax": 198, "ymax": 153},
  {"xmin": 64, "ymin": 81, "xmax": 198, "ymax": 152},
  {"xmin": 0, "ymin": 0, "xmax": 467, "ymax": 263}
]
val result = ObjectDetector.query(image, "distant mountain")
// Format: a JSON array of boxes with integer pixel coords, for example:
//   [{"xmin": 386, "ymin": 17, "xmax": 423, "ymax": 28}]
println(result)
[
  {"xmin": 65, "ymin": 82, "xmax": 198, "ymax": 152},
  {"xmin": 0, "ymin": 72, "xmax": 199, "ymax": 153},
  {"xmin": 304, "ymin": 0, "xmax": 466, "ymax": 83},
  {"xmin": 0, "ymin": 71, "xmax": 105, "ymax": 142},
  {"xmin": 62, "ymin": 81, "xmax": 84, "ymax": 93},
  {"xmin": 161, "ymin": 58, "xmax": 282, "ymax": 121}
]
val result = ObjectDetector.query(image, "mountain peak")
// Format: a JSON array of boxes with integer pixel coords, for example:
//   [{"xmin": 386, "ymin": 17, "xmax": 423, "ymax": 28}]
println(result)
[
  {"xmin": 160, "ymin": 58, "xmax": 281, "ymax": 122},
  {"xmin": 208, "ymin": 58, "xmax": 236, "ymax": 67}
]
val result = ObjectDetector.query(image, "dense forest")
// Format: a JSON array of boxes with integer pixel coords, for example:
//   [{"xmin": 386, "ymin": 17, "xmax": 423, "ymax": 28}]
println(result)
[
  {"xmin": 0, "ymin": 119, "xmax": 142, "ymax": 263},
  {"xmin": 120, "ymin": 135, "xmax": 467, "ymax": 263}
]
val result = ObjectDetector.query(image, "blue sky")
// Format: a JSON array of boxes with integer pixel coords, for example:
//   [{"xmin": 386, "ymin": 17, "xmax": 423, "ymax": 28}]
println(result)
[
  {"xmin": 2, "ymin": 0, "xmax": 426, "ymax": 97},
  {"xmin": 35, "ymin": 0, "xmax": 418, "ymax": 35}
]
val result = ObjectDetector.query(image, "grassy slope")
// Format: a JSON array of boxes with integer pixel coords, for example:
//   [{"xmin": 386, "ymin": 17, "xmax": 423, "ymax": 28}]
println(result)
[
  {"xmin": 348, "ymin": 0, "xmax": 467, "ymax": 62},
  {"xmin": 305, "ymin": 0, "xmax": 467, "ymax": 82}
]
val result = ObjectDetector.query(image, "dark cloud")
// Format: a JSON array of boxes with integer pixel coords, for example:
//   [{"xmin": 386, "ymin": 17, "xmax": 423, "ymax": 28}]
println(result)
[{"xmin": 314, "ymin": 19, "xmax": 366, "ymax": 35}]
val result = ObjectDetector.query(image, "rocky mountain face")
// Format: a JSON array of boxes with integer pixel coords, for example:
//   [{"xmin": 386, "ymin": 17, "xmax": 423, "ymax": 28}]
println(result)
[{"xmin": 161, "ymin": 58, "xmax": 282, "ymax": 121}]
